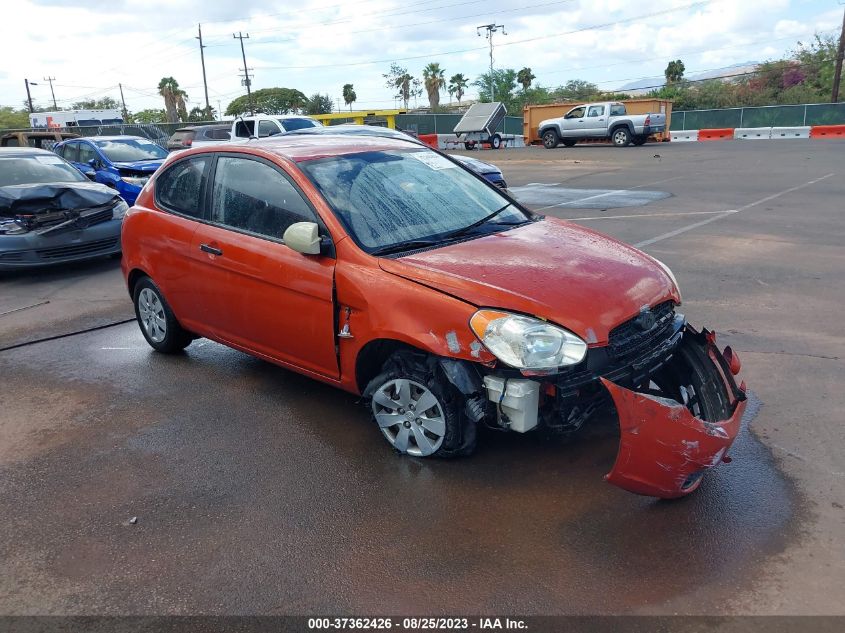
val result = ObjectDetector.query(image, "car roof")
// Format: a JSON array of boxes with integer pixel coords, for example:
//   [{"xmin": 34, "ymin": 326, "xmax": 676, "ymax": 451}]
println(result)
[
  {"xmin": 68, "ymin": 135, "xmax": 149, "ymax": 142},
  {"xmin": 0, "ymin": 147, "xmax": 54, "ymax": 156},
  {"xmin": 222, "ymin": 133, "xmax": 423, "ymax": 162},
  {"xmin": 176, "ymin": 125, "xmax": 229, "ymax": 131}
]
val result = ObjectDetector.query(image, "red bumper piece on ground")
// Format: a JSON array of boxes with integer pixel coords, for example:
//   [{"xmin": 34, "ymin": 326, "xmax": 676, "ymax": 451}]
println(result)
[{"xmin": 601, "ymin": 337, "xmax": 747, "ymax": 498}]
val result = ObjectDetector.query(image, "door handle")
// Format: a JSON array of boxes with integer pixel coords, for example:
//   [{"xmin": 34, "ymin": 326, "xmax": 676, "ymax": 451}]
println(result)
[{"xmin": 200, "ymin": 243, "xmax": 223, "ymax": 256}]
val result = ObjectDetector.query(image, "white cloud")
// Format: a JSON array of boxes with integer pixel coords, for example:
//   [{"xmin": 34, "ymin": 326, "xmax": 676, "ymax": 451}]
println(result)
[{"xmin": 1, "ymin": 0, "xmax": 839, "ymax": 114}]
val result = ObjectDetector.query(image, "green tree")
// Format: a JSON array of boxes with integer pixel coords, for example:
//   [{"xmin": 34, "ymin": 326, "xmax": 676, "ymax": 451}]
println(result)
[
  {"xmin": 664, "ymin": 59, "xmax": 686, "ymax": 84},
  {"xmin": 422, "ymin": 62, "xmax": 446, "ymax": 109},
  {"xmin": 131, "ymin": 108, "xmax": 167, "ymax": 123},
  {"xmin": 517, "ymin": 67, "xmax": 536, "ymax": 91},
  {"xmin": 187, "ymin": 106, "xmax": 215, "ymax": 122},
  {"xmin": 553, "ymin": 79, "xmax": 600, "ymax": 101},
  {"xmin": 157, "ymin": 77, "xmax": 188, "ymax": 123},
  {"xmin": 225, "ymin": 88, "xmax": 308, "ymax": 116},
  {"xmin": 474, "ymin": 69, "xmax": 518, "ymax": 110},
  {"xmin": 305, "ymin": 93, "xmax": 333, "ymax": 115},
  {"xmin": 71, "ymin": 96, "xmax": 121, "ymax": 110},
  {"xmin": 342, "ymin": 83, "xmax": 357, "ymax": 110},
  {"xmin": 384, "ymin": 63, "xmax": 421, "ymax": 109},
  {"xmin": 0, "ymin": 106, "xmax": 30, "ymax": 129},
  {"xmin": 448, "ymin": 73, "xmax": 469, "ymax": 105}
]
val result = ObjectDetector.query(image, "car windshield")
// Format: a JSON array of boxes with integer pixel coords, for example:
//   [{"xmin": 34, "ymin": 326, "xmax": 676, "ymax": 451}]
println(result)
[
  {"xmin": 300, "ymin": 149, "xmax": 527, "ymax": 253},
  {"xmin": 0, "ymin": 155, "xmax": 86, "ymax": 186},
  {"xmin": 93, "ymin": 139, "xmax": 167, "ymax": 162},
  {"xmin": 279, "ymin": 118, "xmax": 319, "ymax": 131}
]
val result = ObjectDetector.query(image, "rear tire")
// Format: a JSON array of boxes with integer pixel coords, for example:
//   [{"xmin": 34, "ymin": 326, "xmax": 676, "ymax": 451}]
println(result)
[
  {"xmin": 365, "ymin": 351, "xmax": 476, "ymax": 458},
  {"xmin": 611, "ymin": 128, "xmax": 631, "ymax": 147},
  {"xmin": 490, "ymin": 134, "xmax": 502, "ymax": 149},
  {"xmin": 464, "ymin": 141, "xmax": 474, "ymax": 150},
  {"xmin": 542, "ymin": 129, "xmax": 560, "ymax": 149},
  {"xmin": 562, "ymin": 138, "xmax": 577, "ymax": 147},
  {"xmin": 632, "ymin": 135, "xmax": 648, "ymax": 146},
  {"xmin": 133, "ymin": 276, "xmax": 193, "ymax": 354}
]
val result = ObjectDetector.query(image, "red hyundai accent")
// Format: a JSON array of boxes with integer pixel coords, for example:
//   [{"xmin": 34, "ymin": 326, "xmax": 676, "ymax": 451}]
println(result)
[{"xmin": 121, "ymin": 134, "xmax": 747, "ymax": 498}]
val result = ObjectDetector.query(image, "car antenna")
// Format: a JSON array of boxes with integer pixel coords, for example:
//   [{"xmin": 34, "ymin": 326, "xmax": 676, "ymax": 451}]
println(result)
[{"xmin": 236, "ymin": 114, "xmax": 258, "ymax": 141}]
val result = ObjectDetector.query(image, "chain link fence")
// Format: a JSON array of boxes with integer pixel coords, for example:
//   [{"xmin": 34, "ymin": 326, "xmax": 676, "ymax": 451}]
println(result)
[{"xmin": 670, "ymin": 103, "xmax": 845, "ymax": 130}]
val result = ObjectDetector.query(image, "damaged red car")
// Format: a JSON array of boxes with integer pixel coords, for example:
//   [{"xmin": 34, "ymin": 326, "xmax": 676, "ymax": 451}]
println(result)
[{"xmin": 121, "ymin": 134, "xmax": 747, "ymax": 498}]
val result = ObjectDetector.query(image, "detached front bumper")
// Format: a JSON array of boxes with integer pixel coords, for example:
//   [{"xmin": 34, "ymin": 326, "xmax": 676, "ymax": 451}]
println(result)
[{"xmin": 603, "ymin": 328, "xmax": 747, "ymax": 498}]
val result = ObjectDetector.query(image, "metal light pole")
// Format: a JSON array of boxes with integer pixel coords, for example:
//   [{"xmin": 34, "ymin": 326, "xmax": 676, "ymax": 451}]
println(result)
[
  {"xmin": 477, "ymin": 23, "xmax": 506, "ymax": 102},
  {"xmin": 24, "ymin": 79, "xmax": 38, "ymax": 113}
]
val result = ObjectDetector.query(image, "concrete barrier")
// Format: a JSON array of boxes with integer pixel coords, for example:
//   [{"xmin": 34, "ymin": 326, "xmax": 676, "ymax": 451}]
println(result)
[
  {"xmin": 734, "ymin": 127, "xmax": 771, "ymax": 140},
  {"xmin": 670, "ymin": 130, "xmax": 699, "ymax": 142},
  {"xmin": 698, "ymin": 128, "xmax": 734, "ymax": 141},
  {"xmin": 810, "ymin": 125, "xmax": 845, "ymax": 138},
  {"xmin": 770, "ymin": 126, "xmax": 811, "ymax": 139}
]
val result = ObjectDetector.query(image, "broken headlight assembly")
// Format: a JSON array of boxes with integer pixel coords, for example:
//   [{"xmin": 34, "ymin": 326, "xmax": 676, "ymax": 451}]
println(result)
[
  {"xmin": 470, "ymin": 310, "xmax": 587, "ymax": 370},
  {"xmin": 120, "ymin": 176, "xmax": 150, "ymax": 187},
  {"xmin": 112, "ymin": 199, "xmax": 130, "ymax": 220}
]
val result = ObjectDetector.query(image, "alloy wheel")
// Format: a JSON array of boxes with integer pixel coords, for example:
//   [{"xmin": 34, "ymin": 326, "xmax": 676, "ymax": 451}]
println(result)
[
  {"xmin": 138, "ymin": 287, "xmax": 167, "ymax": 343},
  {"xmin": 372, "ymin": 378, "xmax": 446, "ymax": 457}
]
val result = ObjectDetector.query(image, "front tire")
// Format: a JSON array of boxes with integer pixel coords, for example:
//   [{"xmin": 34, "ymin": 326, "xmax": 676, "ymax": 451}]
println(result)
[
  {"xmin": 490, "ymin": 134, "xmax": 502, "ymax": 149},
  {"xmin": 612, "ymin": 127, "xmax": 631, "ymax": 147},
  {"xmin": 542, "ymin": 129, "xmax": 560, "ymax": 149},
  {"xmin": 366, "ymin": 351, "xmax": 476, "ymax": 458},
  {"xmin": 133, "ymin": 277, "xmax": 193, "ymax": 353}
]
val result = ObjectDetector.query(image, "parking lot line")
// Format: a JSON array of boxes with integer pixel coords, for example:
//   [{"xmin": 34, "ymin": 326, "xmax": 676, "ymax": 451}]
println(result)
[
  {"xmin": 570, "ymin": 210, "xmax": 736, "ymax": 221},
  {"xmin": 634, "ymin": 173, "xmax": 835, "ymax": 248},
  {"xmin": 532, "ymin": 175, "xmax": 684, "ymax": 212}
]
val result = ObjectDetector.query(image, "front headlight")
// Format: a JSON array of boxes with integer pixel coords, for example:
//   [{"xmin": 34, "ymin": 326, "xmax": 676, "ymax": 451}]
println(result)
[
  {"xmin": 112, "ymin": 199, "xmax": 130, "ymax": 220},
  {"xmin": 470, "ymin": 310, "xmax": 587, "ymax": 369},
  {"xmin": 121, "ymin": 176, "xmax": 149, "ymax": 187},
  {"xmin": 651, "ymin": 257, "xmax": 682, "ymax": 304}
]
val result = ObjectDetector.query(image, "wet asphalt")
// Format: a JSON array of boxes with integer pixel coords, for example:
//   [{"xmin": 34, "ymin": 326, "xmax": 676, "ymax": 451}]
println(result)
[{"xmin": 1, "ymin": 140, "xmax": 843, "ymax": 615}]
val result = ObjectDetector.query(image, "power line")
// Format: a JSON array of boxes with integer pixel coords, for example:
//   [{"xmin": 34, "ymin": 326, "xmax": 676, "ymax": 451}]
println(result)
[{"xmin": 252, "ymin": 1, "xmax": 709, "ymax": 70}]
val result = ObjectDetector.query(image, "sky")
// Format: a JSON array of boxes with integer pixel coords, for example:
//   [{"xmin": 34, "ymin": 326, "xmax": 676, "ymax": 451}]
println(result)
[{"xmin": 1, "ymin": 0, "xmax": 841, "ymax": 117}]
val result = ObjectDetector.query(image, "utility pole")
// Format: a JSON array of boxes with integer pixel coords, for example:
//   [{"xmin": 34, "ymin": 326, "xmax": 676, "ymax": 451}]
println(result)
[
  {"xmin": 233, "ymin": 31, "xmax": 255, "ymax": 115},
  {"xmin": 118, "ymin": 83, "xmax": 129, "ymax": 120},
  {"xmin": 477, "ymin": 23, "xmax": 506, "ymax": 102},
  {"xmin": 43, "ymin": 76, "xmax": 57, "ymax": 109},
  {"xmin": 197, "ymin": 24, "xmax": 211, "ymax": 114},
  {"xmin": 24, "ymin": 79, "xmax": 36, "ymax": 113},
  {"xmin": 832, "ymin": 6, "xmax": 845, "ymax": 102}
]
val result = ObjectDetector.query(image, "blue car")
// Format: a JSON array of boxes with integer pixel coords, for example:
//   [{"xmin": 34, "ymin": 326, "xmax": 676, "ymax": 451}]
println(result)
[{"xmin": 54, "ymin": 136, "xmax": 168, "ymax": 205}]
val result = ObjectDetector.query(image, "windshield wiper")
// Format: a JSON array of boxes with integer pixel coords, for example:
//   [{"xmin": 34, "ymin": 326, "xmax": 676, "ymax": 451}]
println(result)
[
  {"xmin": 370, "ymin": 239, "xmax": 442, "ymax": 256},
  {"xmin": 441, "ymin": 203, "xmax": 515, "ymax": 240}
]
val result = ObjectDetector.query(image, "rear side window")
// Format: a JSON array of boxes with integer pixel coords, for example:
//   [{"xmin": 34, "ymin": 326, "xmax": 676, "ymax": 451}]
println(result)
[
  {"xmin": 77, "ymin": 143, "xmax": 97, "ymax": 164},
  {"xmin": 60, "ymin": 142, "xmax": 79, "ymax": 162},
  {"xmin": 156, "ymin": 157, "xmax": 209, "ymax": 217},
  {"xmin": 610, "ymin": 104, "xmax": 626, "ymax": 116},
  {"xmin": 257, "ymin": 120, "xmax": 279, "ymax": 137},
  {"xmin": 210, "ymin": 156, "xmax": 315, "ymax": 239},
  {"xmin": 279, "ymin": 118, "xmax": 318, "ymax": 131},
  {"xmin": 209, "ymin": 128, "xmax": 231, "ymax": 140}
]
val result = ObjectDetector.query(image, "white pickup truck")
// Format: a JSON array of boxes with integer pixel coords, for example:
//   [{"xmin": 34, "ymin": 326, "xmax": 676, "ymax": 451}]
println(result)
[
  {"xmin": 231, "ymin": 114, "xmax": 322, "ymax": 139},
  {"xmin": 538, "ymin": 101, "xmax": 666, "ymax": 148}
]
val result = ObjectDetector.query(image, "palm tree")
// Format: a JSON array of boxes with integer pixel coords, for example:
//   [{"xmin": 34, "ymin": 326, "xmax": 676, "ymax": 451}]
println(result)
[
  {"xmin": 422, "ymin": 62, "xmax": 446, "ymax": 109},
  {"xmin": 157, "ymin": 77, "xmax": 188, "ymax": 123},
  {"xmin": 517, "ymin": 67, "xmax": 536, "ymax": 92},
  {"xmin": 448, "ymin": 73, "xmax": 469, "ymax": 106},
  {"xmin": 342, "ymin": 83, "xmax": 357, "ymax": 111}
]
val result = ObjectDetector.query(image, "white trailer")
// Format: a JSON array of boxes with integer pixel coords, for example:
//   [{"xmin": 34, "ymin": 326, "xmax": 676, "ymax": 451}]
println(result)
[{"xmin": 29, "ymin": 109, "xmax": 124, "ymax": 129}]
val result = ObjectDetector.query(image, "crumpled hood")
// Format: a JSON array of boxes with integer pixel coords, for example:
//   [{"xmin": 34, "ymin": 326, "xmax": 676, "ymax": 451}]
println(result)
[
  {"xmin": 378, "ymin": 218, "xmax": 679, "ymax": 344},
  {"xmin": 0, "ymin": 181, "xmax": 119, "ymax": 215},
  {"xmin": 112, "ymin": 160, "xmax": 163, "ymax": 171}
]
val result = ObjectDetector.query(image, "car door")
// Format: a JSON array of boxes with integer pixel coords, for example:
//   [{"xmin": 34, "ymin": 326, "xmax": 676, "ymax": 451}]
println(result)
[
  {"xmin": 560, "ymin": 106, "xmax": 588, "ymax": 137},
  {"xmin": 76, "ymin": 141, "xmax": 114, "ymax": 187},
  {"xmin": 585, "ymin": 104, "xmax": 607, "ymax": 136},
  {"xmin": 189, "ymin": 154, "xmax": 338, "ymax": 378},
  {"xmin": 148, "ymin": 155, "xmax": 213, "ymax": 326}
]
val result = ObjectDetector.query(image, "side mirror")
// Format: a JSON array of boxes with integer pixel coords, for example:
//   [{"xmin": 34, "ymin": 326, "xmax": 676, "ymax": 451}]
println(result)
[
  {"xmin": 88, "ymin": 158, "xmax": 99, "ymax": 169},
  {"xmin": 283, "ymin": 222, "xmax": 321, "ymax": 255},
  {"xmin": 84, "ymin": 169, "xmax": 97, "ymax": 180}
]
